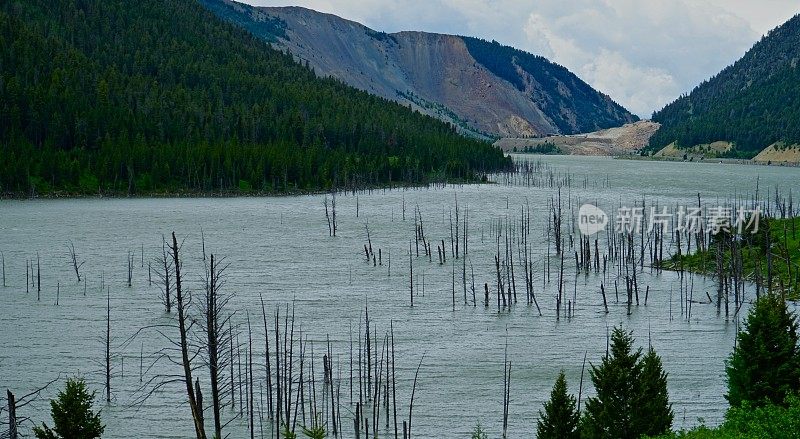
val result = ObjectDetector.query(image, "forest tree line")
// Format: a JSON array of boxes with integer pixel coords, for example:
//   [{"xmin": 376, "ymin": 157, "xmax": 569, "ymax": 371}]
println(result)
[{"xmin": 0, "ymin": 0, "xmax": 511, "ymax": 196}]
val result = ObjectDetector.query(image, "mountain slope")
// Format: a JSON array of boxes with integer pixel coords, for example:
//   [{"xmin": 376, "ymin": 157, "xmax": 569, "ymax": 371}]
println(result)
[
  {"xmin": 648, "ymin": 14, "xmax": 800, "ymax": 157},
  {"xmin": 0, "ymin": 0, "xmax": 510, "ymax": 195},
  {"xmin": 199, "ymin": 0, "xmax": 637, "ymax": 138}
]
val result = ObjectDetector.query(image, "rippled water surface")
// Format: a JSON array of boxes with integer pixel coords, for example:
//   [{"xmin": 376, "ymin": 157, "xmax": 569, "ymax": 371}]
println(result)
[{"xmin": 2, "ymin": 155, "xmax": 799, "ymax": 438}]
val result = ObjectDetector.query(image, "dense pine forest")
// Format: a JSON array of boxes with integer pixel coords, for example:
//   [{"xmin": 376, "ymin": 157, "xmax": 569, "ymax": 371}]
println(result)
[
  {"xmin": 0, "ymin": 0, "xmax": 510, "ymax": 196},
  {"xmin": 648, "ymin": 14, "xmax": 800, "ymax": 157},
  {"xmin": 461, "ymin": 37, "xmax": 637, "ymax": 135}
]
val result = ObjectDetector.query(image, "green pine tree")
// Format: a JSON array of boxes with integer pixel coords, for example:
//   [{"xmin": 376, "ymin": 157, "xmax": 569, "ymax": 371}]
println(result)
[
  {"xmin": 726, "ymin": 293, "xmax": 800, "ymax": 408},
  {"xmin": 33, "ymin": 378, "xmax": 104, "ymax": 439},
  {"xmin": 301, "ymin": 416, "xmax": 326, "ymax": 439},
  {"xmin": 536, "ymin": 371, "xmax": 580, "ymax": 439},
  {"xmin": 634, "ymin": 347, "xmax": 673, "ymax": 436},
  {"xmin": 281, "ymin": 423, "xmax": 297, "ymax": 439},
  {"xmin": 581, "ymin": 327, "xmax": 643, "ymax": 439},
  {"xmin": 470, "ymin": 422, "xmax": 488, "ymax": 439}
]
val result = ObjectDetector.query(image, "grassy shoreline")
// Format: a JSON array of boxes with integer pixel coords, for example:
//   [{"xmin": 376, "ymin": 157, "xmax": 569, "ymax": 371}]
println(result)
[{"xmin": 660, "ymin": 217, "xmax": 800, "ymax": 298}]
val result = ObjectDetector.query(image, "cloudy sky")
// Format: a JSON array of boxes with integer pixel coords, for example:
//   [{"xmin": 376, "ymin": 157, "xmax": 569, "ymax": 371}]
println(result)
[{"xmin": 243, "ymin": 0, "xmax": 799, "ymax": 117}]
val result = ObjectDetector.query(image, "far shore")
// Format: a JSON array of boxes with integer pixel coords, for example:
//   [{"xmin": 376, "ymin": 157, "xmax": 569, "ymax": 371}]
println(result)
[
  {"xmin": 615, "ymin": 154, "xmax": 800, "ymax": 167},
  {"xmin": 510, "ymin": 151, "xmax": 800, "ymax": 167},
  {"xmin": 0, "ymin": 178, "xmax": 494, "ymax": 201}
]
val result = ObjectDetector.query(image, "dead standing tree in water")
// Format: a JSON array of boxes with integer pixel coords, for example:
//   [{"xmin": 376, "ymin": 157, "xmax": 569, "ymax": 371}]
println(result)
[
  {"xmin": 169, "ymin": 232, "xmax": 207, "ymax": 439},
  {"xmin": 551, "ymin": 188, "xmax": 563, "ymax": 255},
  {"xmin": 154, "ymin": 235, "xmax": 173, "ymax": 313},
  {"xmin": 2, "ymin": 376, "xmax": 61, "ymax": 439},
  {"xmin": 105, "ymin": 287, "xmax": 112, "ymax": 403},
  {"xmin": 324, "ymin": 192, "xmax": 338, "ymax": 237},
  {"xmin": 66, "ymin": 240, "xmax": 85, "ymax": 283},
  {"xmin": 199, "ymin": 253, "xmax": 235, "ymax": 439}
]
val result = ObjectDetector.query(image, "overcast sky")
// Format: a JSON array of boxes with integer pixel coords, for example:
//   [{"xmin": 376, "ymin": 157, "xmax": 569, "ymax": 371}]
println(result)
[{"xmin": 242, "ymin": 0, "xmax": 799, "ymax": 117}]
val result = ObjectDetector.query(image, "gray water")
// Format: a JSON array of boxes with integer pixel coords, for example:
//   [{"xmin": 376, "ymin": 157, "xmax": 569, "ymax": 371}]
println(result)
[{"xmin": 1, "ymin": 155, "xmax": 799, "ymax": 438}]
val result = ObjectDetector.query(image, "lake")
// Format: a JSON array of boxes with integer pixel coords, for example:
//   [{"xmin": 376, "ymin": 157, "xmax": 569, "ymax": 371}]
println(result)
[{"xmin": 1, "ymin": 155, "xmax": 799, "ymax": 438}]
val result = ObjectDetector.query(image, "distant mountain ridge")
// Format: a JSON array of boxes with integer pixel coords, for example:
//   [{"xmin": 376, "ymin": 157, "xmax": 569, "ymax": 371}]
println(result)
[
  {"xmin": 200, "ymin": 0, "xmax": 637, "ymax": 138},
  {"xmin": 648, "ymin": 14, "xmax": 800, "ymax": 157}
]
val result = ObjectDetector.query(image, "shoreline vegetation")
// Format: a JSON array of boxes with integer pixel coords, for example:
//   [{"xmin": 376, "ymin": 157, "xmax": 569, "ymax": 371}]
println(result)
[
  {"xmin": 511, "ymin": 151, "xmax": 800, "ymax": 167},
  {"xmin": 660, "ymin": 216, "xmax": 800, "ymax": 299},
  {"xmin": 617, "ymin": 154, "xmax": 800, "ymax": 167},
  {"xmin": 0, "ymin": 177, "xmax": 492, "ymax": 201}
]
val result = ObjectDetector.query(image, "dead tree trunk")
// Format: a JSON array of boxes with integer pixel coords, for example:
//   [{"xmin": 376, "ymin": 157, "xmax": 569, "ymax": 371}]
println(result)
[
  {"xmin": 332, "ymin": 191, "xmax": 337, "ymax": 236},
  {"xmin": 407, "ymin": 354, "xmax": 425, "ymax": 439},
  {"xmin": 260, "ymin": 295, "xmax": 274, "ymax": 421},
  {"xmin": 7, "ymin": 390, "xmax": 16, "ymax": 439},
  {"xmin": 324, "ymin": 196, "xmax": 333, "ymax": 237},
  {"xmin": 204, "ymin": 253, "xmax": 232, "ymax": 439},
  {"xmin": 248, "ymin": 313, "xmax": 255, "ymax": 439},
  {"xmin": 170, "ymin": 232, "xmax": 207, "ymax": 439},
  {"xmin": 106, "ymin": 287, "xmax": 111, "ymax": 403},
  {"xmin": 157, "ymin": 236, "xmax": 172, "ymax": 313},
  {"xmin": 67, "ymin": 240, "xmax": 84, "ymax": 283}
]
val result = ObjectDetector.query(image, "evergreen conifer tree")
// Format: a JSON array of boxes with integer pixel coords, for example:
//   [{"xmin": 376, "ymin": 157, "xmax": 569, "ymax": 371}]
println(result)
[
  {"xmin": 634, "ymin": 347, "xmax": 673, "ymax": 436},
  {"xmin": 581, "ymin": 327, "xmax": 642, "ymax": 439},
  {"xmin": 536, "ymin": 371, "xmax": 580, "ymax": 439},
  {"xmin": 726, "ymin": 293, "xmax": 800, "ymax": 408},
  {"xmin": 33, "ymin": 378, "xmax": 104, "ymax": 439}
]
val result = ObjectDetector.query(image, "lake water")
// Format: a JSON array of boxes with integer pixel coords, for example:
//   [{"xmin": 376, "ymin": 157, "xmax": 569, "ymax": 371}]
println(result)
[{"xmin": 1, "ymin": 155, "xmax": 799, "ymax": 438}]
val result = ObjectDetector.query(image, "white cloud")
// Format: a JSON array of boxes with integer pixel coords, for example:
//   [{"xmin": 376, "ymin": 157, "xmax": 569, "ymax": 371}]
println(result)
[
  {"xmin": 244, "ymin": 0, "xmax": 799, "ymax": 117},
  {"xmin": 514, "ymin": 0, "xmax": 760, "ymax": 116}
]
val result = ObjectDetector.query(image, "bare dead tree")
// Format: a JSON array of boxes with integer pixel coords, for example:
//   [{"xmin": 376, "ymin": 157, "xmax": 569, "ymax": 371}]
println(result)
[
  {"xmin": 66, "ymin": 240, "xmax": 85, "ymax": 284},
  {"xmin": 36, "ymin": 253, "xmax": 40, "ymax": 300},
  {"xmin": 331, "ymin": 191, "xmax": 337, "ymax": 237},
  {"xmin": 5, "ymin": 389, "xmax": 16, "ymax": 439},
  {"xmin": 2, "ymin": 375, "xmax": 61, "ymax": 438},
  {"xmin": 406, "ymin": 353, "xmax": 425, "ymax": 439},
  {"xmin": 127, "ymin": 251, "xmax": 133, "ymax": 287},
  {"xmin": 259, "ymin": 295, "xmax": 274, "ymax": 421},
  {"xmin": 106, "ymin": 286, "xmax": 111, "ymax": 403},
  {"xmin": 170, "ymin": 232, "xmax": 207, "ymax": 439},
  {"xmin": 247, "ymin": 313, "xmax": 255, "ymax": 439},
  {"xmin": 324, "ymin": 196, "xmax": 333, "ymax": 237},
  {"xmin": 154, "ymin": 235, "xmax": 173, "ymax": 313},
  {"xmin": 127, "ymin": 234, "xmax": 228, "ymax": 439},
  {"xmin": 199, "ymin": 253, "xmax": 235, "ymax": 439}
]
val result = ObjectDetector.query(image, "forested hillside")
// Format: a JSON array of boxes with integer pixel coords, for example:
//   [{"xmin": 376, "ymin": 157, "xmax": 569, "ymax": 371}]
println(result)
[
  {"xmin": 648, "ymin": 14, "xmax": 800, "ymax": 157},
  {"xmin": 461, "ymin": 37, "xmax": 637, "ymax": 134},
  {"xmin": 0, "ymin": 0, "xmax": 510, "ymax": 196}
]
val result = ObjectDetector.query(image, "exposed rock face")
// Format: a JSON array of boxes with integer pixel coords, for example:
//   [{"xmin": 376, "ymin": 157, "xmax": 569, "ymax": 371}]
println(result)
[
  {"xmin": 495, "ymin": 121, "xmax": 660, "ymax": 156},
  {"xmin": 200, "ymin": 0, "xmax": 637, "ymax": 138}
]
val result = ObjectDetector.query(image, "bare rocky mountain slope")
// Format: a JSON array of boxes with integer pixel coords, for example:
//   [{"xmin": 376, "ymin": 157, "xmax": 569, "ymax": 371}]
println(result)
[
  {"xmin": 495, "ymin": 121, "xmax": 660, "ymax": 156},
  {"xmin": 200, "ymin": 0, "xmax": 637, "ymax": 138}
]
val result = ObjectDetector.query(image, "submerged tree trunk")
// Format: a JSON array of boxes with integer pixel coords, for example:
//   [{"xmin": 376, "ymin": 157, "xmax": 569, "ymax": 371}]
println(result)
[{"xmin": 171, "ymin": 232, "xmax": 207, "ymax": 439}]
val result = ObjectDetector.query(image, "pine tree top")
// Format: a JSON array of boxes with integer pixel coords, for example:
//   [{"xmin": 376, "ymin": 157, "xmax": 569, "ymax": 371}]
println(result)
[
  {"xmin": 537, "ymin": 371, "xmax": 580, "ymax": 439},
  {"xmin": 33, "ymin": 378, "xmax": 104, "ymax": 439},
  {"xmin": 726, "ymin": 293, "xmax": 800, "ymax": 408}
]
